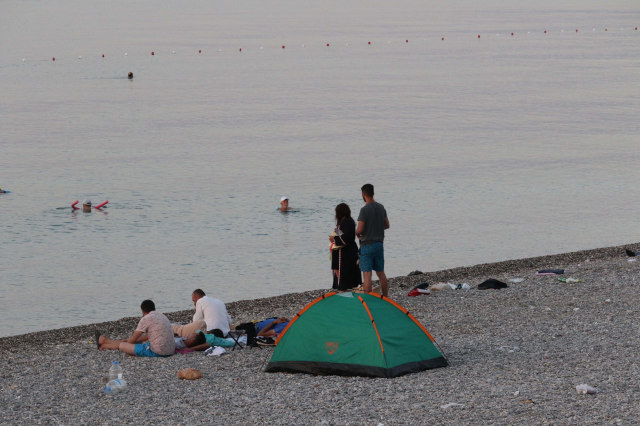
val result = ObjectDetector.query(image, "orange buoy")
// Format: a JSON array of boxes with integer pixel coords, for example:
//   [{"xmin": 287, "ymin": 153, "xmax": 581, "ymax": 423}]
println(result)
[
  {"xmin": 576, "ymin": 29, "xmax": 578, "ymax": 32},
  {"xmin": 52, "ymin": 57, "xmax": 55, "ymax": 61},
  {"xmin": 151, "ymin": 52, "xmax": 154, "ymax": 55},
  {"xmin": 282, "ymin": 45, "xmax": 285, "ymax": 49},
  {"xmin": 102, "ymin": 54, "xmax": 104, "ymax": 57},
  {"xmin": 239, "ymin": 48, "xmax": 241, "ymax": 51},
  {"xmin": 327, "ymin": 43, "xmax": 329, "ymax": 46},
  {"xmin": 478, "ymin": 35, "xmax": 480, "ymax": 38},
  {"xmin": 441, "ymin": 37, "xmax": 444, "ymax": 40},
  {"xmin": 406, "ymin": 39, "xmax": 408, "ymax": 42},
  {"xmin": 544, "ymin": 31, "xmax": 546, "ymax": 33},
  {"xmin": 199, "ymin": 50, "xmax": 201, "ymax": 53},
  {"xmin": 511, "ymin": 33, "xmax": 513, "ymax": 36},
  {"xmin": 605, "ymin": 29, "xmax": 607, "ymax": 31}
]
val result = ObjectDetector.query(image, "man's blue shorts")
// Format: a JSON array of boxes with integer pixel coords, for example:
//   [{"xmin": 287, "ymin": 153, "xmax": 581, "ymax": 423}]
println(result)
[
  {"xmin": 359, "ymin": 242, "xmax": 384, "ymax": 272},
  {"xmin": 134, "ymin": 341, "xmax": 171, "ymax": 358}
]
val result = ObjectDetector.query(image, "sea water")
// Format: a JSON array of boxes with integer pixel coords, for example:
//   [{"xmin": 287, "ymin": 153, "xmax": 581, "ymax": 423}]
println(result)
[{"xmin": 1, "ymin": 0, "xmax": 639, "ymax": 337}]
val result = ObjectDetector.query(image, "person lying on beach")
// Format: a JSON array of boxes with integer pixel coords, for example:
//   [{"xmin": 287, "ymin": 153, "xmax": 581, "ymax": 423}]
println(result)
[
  {"xmin": 192, "ymin": 289, "xmax": 233, "ymax": 335},
  {"xmin": 172, "ymin": 320, "xmax": 207, "ymax": 339},
  {"xmin": 97, "ymin": 300, "xmax": 175, "ymax": 357},
  {"xmin": 277, "ymin": 196, "xmax": 293, "ymax": 211},
  {"xmin": 174, "ymin": 330, "xmax": 235, "ymax": 351},
  {"xmin": 256, "ymin": 317, "xmax": 289, "ymax": 337}
]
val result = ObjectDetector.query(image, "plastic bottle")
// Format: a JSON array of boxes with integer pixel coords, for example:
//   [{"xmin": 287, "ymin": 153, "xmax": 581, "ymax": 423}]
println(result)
[
  {"xmin": 103, "ymin": 379, "xmax": 127, "ymax": 395},
  {"xmin": 109, "ymin": 361, "xmax": 123, "ymax": 381}
]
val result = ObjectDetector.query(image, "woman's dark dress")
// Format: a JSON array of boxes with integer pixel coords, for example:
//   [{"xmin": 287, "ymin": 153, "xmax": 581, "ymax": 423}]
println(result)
[{"xmin": 331, "ymin": 217, "xmax": 362, "ymax": 291}]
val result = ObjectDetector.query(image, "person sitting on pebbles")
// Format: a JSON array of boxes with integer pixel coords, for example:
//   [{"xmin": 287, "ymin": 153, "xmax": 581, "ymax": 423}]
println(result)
[{"xmin": 96, "ymin": 300, "xmax": 175, "ymax": 357}]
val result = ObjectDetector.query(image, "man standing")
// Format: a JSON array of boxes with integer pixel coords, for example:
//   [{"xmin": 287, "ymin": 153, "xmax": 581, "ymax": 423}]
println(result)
[
  {"xmin": 192, "ymin": 289, "xmax": 233, "ymax": 336},
  {"xmin": 356, "ymin": 184, "xmax": 390, "ymax": 296}
]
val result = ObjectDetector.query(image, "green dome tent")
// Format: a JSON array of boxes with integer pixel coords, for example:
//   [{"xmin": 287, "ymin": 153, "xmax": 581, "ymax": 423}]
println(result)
[{"xmin": 265, "ymin": 291, "xmax": 447, "ymax": 378}]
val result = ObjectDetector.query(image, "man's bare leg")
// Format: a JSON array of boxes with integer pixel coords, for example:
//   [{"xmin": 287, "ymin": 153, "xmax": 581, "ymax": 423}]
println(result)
[
  {"xmin": 362, "ymin": 272, "xmax": 372, "ymax": 292},
  {"xmin": 98, "ymin": 335, "xmax": 125, "ymax": 350},
  {"xmin": 376, "ymin": 271, "xmax": 388, "ymax": 297},
  {"xmin": 99, "ymin": 335, "xmax": 148, "ymax": 350},
  {"xmin": 119, "ymin": 342, "xmax": 137, "ymax": 355}
]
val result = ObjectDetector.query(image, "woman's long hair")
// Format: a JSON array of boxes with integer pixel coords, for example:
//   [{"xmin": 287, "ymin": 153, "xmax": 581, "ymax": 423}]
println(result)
[{"xmin": 335, "ymin": 203, "xmax": 351, "ymax": 225}]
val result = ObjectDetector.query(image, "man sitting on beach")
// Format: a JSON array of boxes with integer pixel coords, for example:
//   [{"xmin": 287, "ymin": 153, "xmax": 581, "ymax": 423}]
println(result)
[
  {"xmin": 192, "ymin": 289, "xmax": 233, "ymax": 336},
  {"xmin": 97, "ymin": 300, "xmax": 175, "ymax": 357}
]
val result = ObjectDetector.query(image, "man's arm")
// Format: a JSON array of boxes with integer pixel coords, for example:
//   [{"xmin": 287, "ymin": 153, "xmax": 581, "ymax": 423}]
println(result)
[
  {"xmin": 126, "ymin": 330, "xmax": 146, "ymax": 344},
  {"xmin": 190, "ymin": 343, "xmax": 211, "ymax": 352},
  {"xmin": 257, "ymin": 317, "xmax": 287, "ymax": 337},
  {"xmin": 356, "ymin": 221, "xmax": 365, "ymax": 238},
  {"xmin": 384, "ymin": 217, "xmax": 390, "ymax": 230},
  {"xmin": 193, "ymin": 300, "xmax": 204, "ymax": 322}
]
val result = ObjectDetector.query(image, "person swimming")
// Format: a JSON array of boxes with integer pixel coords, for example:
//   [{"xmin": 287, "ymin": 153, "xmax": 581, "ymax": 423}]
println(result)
[{"xmin": 277, "ymin": 196, "xmax": 293, "ymax": 211}]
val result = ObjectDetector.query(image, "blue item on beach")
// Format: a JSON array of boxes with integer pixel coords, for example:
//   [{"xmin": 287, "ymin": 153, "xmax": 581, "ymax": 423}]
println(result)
[{"xmin": 1, "ymin": 191, "xmax": 10, "ymax": 193}]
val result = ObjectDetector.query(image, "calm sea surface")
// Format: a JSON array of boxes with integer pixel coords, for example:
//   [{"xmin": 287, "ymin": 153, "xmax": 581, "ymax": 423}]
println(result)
[{"xmin": 1, "ymin": 1, "xmax": 639, "ymax": 337}]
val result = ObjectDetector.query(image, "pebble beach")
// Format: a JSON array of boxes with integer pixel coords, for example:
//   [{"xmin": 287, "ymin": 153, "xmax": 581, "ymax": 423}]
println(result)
[{"xmin": 2, "ymin": 242, "xmax": 640, "ymax": 425}]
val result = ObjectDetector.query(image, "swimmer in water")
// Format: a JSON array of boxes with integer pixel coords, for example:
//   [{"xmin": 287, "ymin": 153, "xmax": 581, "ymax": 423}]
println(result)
[
  {"xmin": 82, "ymin": 199, "xmax": 92, "ymax": 212},
  {"xmin": 0, "ymin": 187, "xmax": 5, "ymax": 194},
  {"xmin": 277, "ymin": 196, "xmax": 293, "ymax": 211}
]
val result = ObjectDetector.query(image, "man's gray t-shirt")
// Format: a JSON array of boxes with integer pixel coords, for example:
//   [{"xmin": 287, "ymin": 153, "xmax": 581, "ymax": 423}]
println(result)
[{"xmin": 357, "ymin": 202, "xmax": 387, "ymax": 246}]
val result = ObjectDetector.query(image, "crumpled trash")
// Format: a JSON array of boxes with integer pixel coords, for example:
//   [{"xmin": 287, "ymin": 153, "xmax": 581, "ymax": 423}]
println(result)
[
  {"xmin": 576, "ymin": 384, "xmax": 598, "ymax": 395},
  {"xmin": 440, "ymin": 403, "xmax": 464, "ymax": 409},
  {"xmin": 407, "ymin": 270, "xmax": 424, "ymax": 276},
  {"xmin": 408, "ymin": 282, "xmax": 430, "ymax": 297},
  {"xmin": 431, "ymin": 283, "xmax": 455, "ymax": 292},
  {"xmin": 509, "ymin": 278, "xmax": 524, "ymax": 283},
  {"xmin": 629, "ymin": 259, "xmax": 637, "ymax": 262},
  {"xmin": 205, "ymin": 346, "xmax": 227, "ymax": 356},
  {"xmin": 558, "ymin": 278, "xmax": 582, "ymax": 283},
  {"xmin": 455, "ymin": 283, "xmax": 471, "ymax": 290}
]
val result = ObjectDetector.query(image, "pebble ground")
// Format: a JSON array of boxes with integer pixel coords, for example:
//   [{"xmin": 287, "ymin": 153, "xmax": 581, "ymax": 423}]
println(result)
[{"xmin": 2, "ymin": 243, "xmax": 640, "ymax": 425}]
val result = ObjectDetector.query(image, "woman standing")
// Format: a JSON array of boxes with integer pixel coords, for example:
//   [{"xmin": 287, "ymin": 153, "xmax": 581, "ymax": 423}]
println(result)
[{"xmin": 330, "ymin": 203, "xmax": 362, "ymax": 291}]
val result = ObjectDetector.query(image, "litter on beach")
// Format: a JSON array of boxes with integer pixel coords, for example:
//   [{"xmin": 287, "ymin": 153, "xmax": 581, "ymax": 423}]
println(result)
[
  {"xmin": 478, "ymin": 279, "xmax": 508, "ymax": 290},
  {"xmin": 431, "ymin": 283, "xmax": 456, "ymax": 291},
  {"xmin": 536, "ymin": 269, "xmax": 565, "ymax": 275},
  {"xmin": 509, "ymin": 278, "xmax": 524, "ymax": 283},
  {"xmin": 576, "ymin": 384, "xmax": 598, "ymax": 395},
  {"xmin": 408, "ymin": 283, "xmax": 431, "ymax": 296},
  {"xmin": 440, "ymin": 403, "xmax": 465, "ymax": 409},
  {"xmin": 205, "ymin": 347, "xmax": 227, "ymax": 356},
  {"xmin": 178, "ymin": 368, "xmax": 203, "ymax": 380},
  {"xmin": 558, "ymin": 278, "xmax": 582, "ymax": 283}
]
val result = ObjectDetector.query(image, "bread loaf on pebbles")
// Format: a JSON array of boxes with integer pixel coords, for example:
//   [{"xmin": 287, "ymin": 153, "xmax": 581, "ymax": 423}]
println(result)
[{"xmin": 178, "ymin": 368, "xmax": 203, "ymax": 380}]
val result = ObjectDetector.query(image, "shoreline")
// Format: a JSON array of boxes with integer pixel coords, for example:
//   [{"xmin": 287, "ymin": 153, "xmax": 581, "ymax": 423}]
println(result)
[
  {"xmin": 3, "ymin": 238, "xmax": 640, "ymax": 424},
  {"xmin": 2, "ymin": 239, "xmax": 636, "ymax": 352}
]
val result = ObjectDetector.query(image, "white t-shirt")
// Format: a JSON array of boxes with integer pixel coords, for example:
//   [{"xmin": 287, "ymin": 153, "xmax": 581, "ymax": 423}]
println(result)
[{"xmin": 193, "ymin": 296, "xmax": 233, "ymax": 334}]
